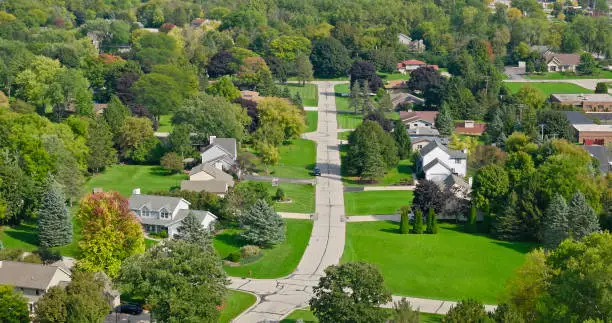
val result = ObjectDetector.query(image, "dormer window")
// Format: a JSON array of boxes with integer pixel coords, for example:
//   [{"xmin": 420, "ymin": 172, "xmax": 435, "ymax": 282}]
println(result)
[
  {"xmin": 160, "ymin": 208, "xmax": 170, "ymax": 219},
  {"xmin": 142, "ymin": 206, "xmax": 149, "ymax": 217}
]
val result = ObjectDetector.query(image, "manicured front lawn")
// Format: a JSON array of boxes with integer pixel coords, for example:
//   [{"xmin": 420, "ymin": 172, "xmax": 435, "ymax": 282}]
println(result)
[
  {"xmin": 157, "ymin": 114, "xmax": 174, "ymax": 132},
  {"xmin": 85, "ymin": 165, "xmax": 187, "ymax": 197},
  {"xmin": 305, "ymin": 111, "xmax": 318, "ymax": 133},
  {"xmin": 218, "ymin": 291, "xmax": 257, "ymax": 323},
  {"xmin": 524, "ymin": 70, "xmax": 612, "ymax": 80},
  {"xmin": 255, "ymin": 139, "xmax": 316, "ymax": 179},
  {"xmin": 214, "ymin": 219, "xmax": 313, "ymax": 278},
  {"xmin": 504, "ymin": 82, "xmax": 593, "ymax": 96},
  {"xmin": 337, "ymin": 131, "xmax": 351, "ymax": 140},
  {"xmin": 343, "ymin": 159, "xmax": 414, "ymax": 187},
  {"xmin": 279, "ymin": 83, "xmax": 318, "ymax": 107},
  {"xmin": 238, "ymin": 181, "xmax": 315, "ymax": 214},
  {"xmin": 0, "ymin": 222, "xmax": 38, "ymax": 251},
  {"xmin": 379, "ymin": 72, "xmax": 410, "ymax": 81},
  {"xmin": 344, "ymin": 191, "xmax": 414, "ymax": 216},
  {"xmin": 342, "ymin": 222, "xmax": 536, "ymax": 303},
  {"xmin": 280, "ymin": 309, "xmax": 443, "ymax": 322},
  {"xmin": 334, "ymin": 83, "xmax": 398, "ymax": 129}
]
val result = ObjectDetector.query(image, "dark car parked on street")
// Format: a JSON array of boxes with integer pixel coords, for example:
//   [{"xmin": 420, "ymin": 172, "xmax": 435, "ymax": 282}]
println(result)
[
  {"xmin": 116, "ymin": 304, "xmax": 143, "ymax": 315},
  {"xmin": 313, "ymin": 166, "xmax": 321, "ymax": 176}
]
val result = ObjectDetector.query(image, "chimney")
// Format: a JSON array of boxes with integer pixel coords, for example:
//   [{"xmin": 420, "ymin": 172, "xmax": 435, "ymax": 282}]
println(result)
[
  {"xmin": 209, "ymin": 136, "xmax": 216, "ymax": 144},
  {"xmin": 132, "ymin": 188, "xmax": 141, "ymax": 195},
  {"xmin": 465, "ymin": 120, "xmax": 474, "ymax": 128}
]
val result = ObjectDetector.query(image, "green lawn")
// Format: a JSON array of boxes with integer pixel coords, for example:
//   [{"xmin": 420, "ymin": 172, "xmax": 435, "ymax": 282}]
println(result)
[
  {"xmin": 214, "ymin": 219, "xmax": 313, "ymax": 278},
  {"xmin": 524, "ymin": 69, "xmax": 612, "ymax": 80},
  {"xmin": 378, "ymin": 72, "xmax": 410, "ymax": 81},
  {"xmin": 343, "ymin": 159, "xmax": 414, "ymax": 187},
  {"xmin": 255, "ymin": 139, "xmax": 316, "ymax": 179},
  {"xmin": 281, "ymin": 309, "xmax": 443, "ymax": 322},
  {"xmin": 344, "ymin": 191, "xmax": 414, "ymax": 216},
  {"xmin": 0, "ymin": 222, "xmax": 38, "ymax": 251},
  {"xmin": 505, "ymin": 82, "xmax": 593, "ymax": 96},
  {"xmin": 305, "ymin": 111, "xmax": 318, "ymax": 133},
  {"xmin": 239, "ymin": 181, "xmax": 315, "ymax": 214},
  {"xmin": 218, "ymin": 291, "xmax": 257, "ymax": 323},
  {"xmin": 144, "ymin": 238, "xmax": 159, "ymax": 249},
  {"xmin": 337, "ymin": 131, "xmax": 351, "ymax": 140},
  {"xmin": 85, "ymin": 165, "xmax": 187, "ymax": 197},
  {"xmin": 157, "ymin": 114, "xmax": 174, "ymax": 132},
  {"xmin": 342, "ymin": 222, "xmax": 537, "ymax": 303},
  {"xmin": 280, "ymin": 83, "xmax": 318, "ymax": 107}
]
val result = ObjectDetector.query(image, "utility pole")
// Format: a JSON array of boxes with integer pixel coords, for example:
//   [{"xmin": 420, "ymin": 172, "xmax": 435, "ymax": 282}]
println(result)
[{"xmin": 539, "ymin": 123, "xmax": 545, "ymax": 140}]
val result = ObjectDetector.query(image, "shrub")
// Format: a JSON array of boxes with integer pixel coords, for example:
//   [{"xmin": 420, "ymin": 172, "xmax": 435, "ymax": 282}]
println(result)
[
  {"xmin": 467, "ymin": 206, "xmax": 478, "ymax": 233},
  {"xmin": 0, "ymin": 241, "xmax": 3, "ymax": 250},
  {"xmin": 22, "ymin": 253, "xmax": 43, "ymax": 264},
  {"xmin": 275, "ymin": 187, "xmax": 286, "ymax": 201},
  {"xmin": 227, "ymin": 252, "xmax": 241, "ymax": 263},
  {"xmin": 426, "ymin": 208, "xmax": 434, "ymax": 234},
  {"xmin": 159, "ymin": 230, "xmax": 169, "ymax": 239},
  {"xmin": 412, "ymin": 209, "xmax": 423, "ymax": 234},
  {"xmin": 240, "ymin": 245, "xmax": 262, "ymax": 258},
  {"xmin": 399, "ymin": 206, "xmax": 410, "ymax": 234},
  {"xmin": 37, "ymin": 247, "xmax": 62, "ymax": 264},
  {"xmin": 595, "ymin": 82, "xmax": 608, "ymax": 94},
  {"xmin": 0, "ymin": 248, "xmax": 23, "ymax": 261}
]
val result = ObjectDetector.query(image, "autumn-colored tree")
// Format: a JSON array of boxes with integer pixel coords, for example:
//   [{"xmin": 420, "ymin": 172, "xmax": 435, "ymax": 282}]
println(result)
[{"xmin": 76, "ymin": 192, "xmax": 145, "ymax": 278}]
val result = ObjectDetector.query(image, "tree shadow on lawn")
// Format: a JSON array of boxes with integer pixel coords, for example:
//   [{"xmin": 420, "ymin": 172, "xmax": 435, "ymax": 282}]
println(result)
[
  {"xmin": 148, "ymin": 166, "xmax": 176, "ymax": 176},
  {"xmin": 442, "ymin": 224, "xmax": 536, "ymax": 254},
  {"xmin": 2, "ymin": 223, "xmax": 39, "ymax": 247},
  {"xmin": 379, "ymin": 227, "xmax": 401, "ymax": 234}
]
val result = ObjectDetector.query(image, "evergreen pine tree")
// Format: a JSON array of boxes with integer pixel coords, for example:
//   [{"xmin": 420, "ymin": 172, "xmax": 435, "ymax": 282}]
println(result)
[
  {"xmin": 240, "ymin": 199, "xmax": 285, "ymax": 247},
  {"xmin": 426, "ymin": 208, "xmax": 434, "ymax": 234},
  {"xmin": 281, "ymin": 87, "xmax": 292, "ymax": 98},
  {"xmin": 435, "ymin": 103, "xmax": 454, "ymax": 136},
  {"xmin": 360, "ymin": 144, "xmax": 385, "ymax": 182},
  {"xmin": 567, "ymin": 191, "xmax": 600, "ymax": 240},
  {"xmin": 86, "ymin": 118, "xmax": 117, "ymax": 173},
  {"xmin": 360, "ymin": 80, "xmax": 371, "ymax": 115},
  {"xmin": 103, "ymin": 95, "xmax": 130, "ymax": 136},
  {"xmin": 350, "ymin": 81, "xmax": 361, "ymax": 114},
  {"xmin": 412, "ymin": 209, "xmax": 423, "ymax": 234},
  {"xmin": 468, "ymin": 206, "xmax": 478, "ymax": 233},
  {"xmin": 392, "ymin": 120, "xmax": 412, "ymax": 159},
  {"xmin": 175, "ymin": 212, "xmax": 212, "ymax": 248},
  {"xmin": 293, "ymin": 92, "xmax": 304, "ymax": 109},
  {"xmin": 494, "ymin": 191, "xmax": 523, "ymax": 241},
  {"xmin": 542, "ymin": 194, "xmax": 569, "ymax": 249},
  {"xmin": 38, "ymin": 176, "xmax": 72, "ymax": 247},
  {"xmin": 399, "ymin": 206, "xmax": 410, "ymax": 234},
  {"xmin": 377, "ymin": 93, "xmax": 393, "ymax": 112}
]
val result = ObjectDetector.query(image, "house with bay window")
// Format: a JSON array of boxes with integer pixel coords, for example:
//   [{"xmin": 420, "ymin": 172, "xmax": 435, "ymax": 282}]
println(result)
[{"xmin": 128, "ymin": 189, "xmax": 217, "ymax": 237}]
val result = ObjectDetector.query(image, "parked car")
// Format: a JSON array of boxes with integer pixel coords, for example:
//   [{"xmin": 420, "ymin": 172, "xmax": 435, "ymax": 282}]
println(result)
[
  {"xmin": 313, "ymin": 166, "xmax": 321, "ymax": 176},
  {"xmin": 117, "ymin": 303, "xmax": 143, "ymax": 315}
]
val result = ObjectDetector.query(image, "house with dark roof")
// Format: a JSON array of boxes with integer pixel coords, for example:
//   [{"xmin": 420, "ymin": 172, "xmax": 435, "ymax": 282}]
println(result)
[
  {"xmin": 0, "ymin": 261, "xmax": 72, "ymax": 311},
  {"xmin": 411, "ymin": 136, "xmax": 449, "ymax": 152},
  {"xmin": 128, "ymin": 191, "xmax": 217, "ymax": 237},
  {"xmin": 417, "ymin": 139, "xmax": 467, "ymax": 182},
  {"xmin": 200, "ymin": 136, "xmax": 238, "ymax": 175},
  {"xmin": 543, "ymin": 51, "xmax": 581, "ymax": 72}
]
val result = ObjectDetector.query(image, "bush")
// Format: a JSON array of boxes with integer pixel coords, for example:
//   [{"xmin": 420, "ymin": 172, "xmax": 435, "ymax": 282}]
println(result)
[
  {"xmin": 467, "ymin": 206, "xmax": 478, "ymax": 233},
  {"xmin": 595, "ymin": 82, "xmax": 608, "ymax": 94},
  {"xmin": 37, "ymin": 247, "xmax": 62, "ymax": 264},
  {"xmin": 412, "ymin": 209, "xmax": 423, "ymax": 234},
  {"xmin": 399, "ymin": 206, "xmax": 410, "ymax": 234},
  {"xmin": 22, "ymin": 253, "xmax": 43, "ymax": 264},
  {"xmin": 160, "ymin": 152, "xmax": 183, "ymax": 173},
  {"xmin": 0, "ymin": 248, "xmax": 24, "ymax": 261},
  {"xmin": 275, "ymin": 187, "xmax": 286, "ymax": 201},
  {"xmin": 227, "ymin": 252, "xmax": 241, "ymax": 263},
  {"xmin": 240, "ymin": 245, "xmax": 262, "ymax": 258}
]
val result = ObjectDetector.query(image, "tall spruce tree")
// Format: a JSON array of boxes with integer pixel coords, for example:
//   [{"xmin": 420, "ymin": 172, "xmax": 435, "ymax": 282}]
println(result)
[
  {"xmin": 38, "ymin": 176, "xmax": 72, "ymax": 247},
  {"xmin": 542, "ymin": 194, "xmax": 570, "ymax": 249},
  {"xmin": 392, "ymin": 120, "xmax": 411, "ymax": 159},
  {"xmin": 435, "ymin": 103, "xmax": 454, "ymax": 136},
  {"xmin": 175, "ymin": 212, "xmax": 212, "ymax": 248},
  {"xmin": 350, "ymin": 82, "xmax": 361, "ymax": 114},
  {"xmin": 399, "ymin": 206, "xmax": 410, "ymax": 234},
  {"xmin": 86, "ymin": 118, "xmax": 117, "ymax": 173},
  {"xmin": 240, "ymin": 199, "xmax": 285, "ymax": 247},
  {"xmin": 426, "ymin": 208, "xmax": 434, "ymax": 234},
  {"xmin": 103, "ymin": 95, "xmax": 130, "ymax": 136},
  {"xmin": 494, "ymin": 191, "xmax": 523, "ymax": 241},
  {"xmin": 567, "ymin": 191, "xmax": 600, "ymax": 240}
]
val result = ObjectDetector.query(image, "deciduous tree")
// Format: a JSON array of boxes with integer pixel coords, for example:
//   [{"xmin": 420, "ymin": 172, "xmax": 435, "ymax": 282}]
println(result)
[
  {"xmin": 392, "ymin": 298, "xmax": 420, "ymax": 323},
  {"xmin": 295, "ymin": 55, "xmax": 314, "ymax": 85},
  {"xmin": 117, "ymin": 239, "xmax": 228, "ymax": 323},
  {"xmin": 348, "ymin": 60, "xmax": 383, "ymax": 92},
  {"xmin": 577, "ymin": 52, "xmax": 596, "ymax": 75},
  {"xmin": 310, "ymin": 38, "xmax": 351, "ymax": 78},
  {"xmin": 407, "ymin": 67, "xmax": 445, "ymax": 93},
  {"xmin": 444, "ymin": 299, "xmax": 489, "ymax": 323},
  {"xmin": 86, "ymin": 118, "xmax": 116, "ymax": 173},
  {"xmin": 76, "ymin": 192, "xmax": 145, "ymax": 278},
  {"xmin": 392, "ymin": 120, "xmax": 411, "ymax": 159},
  {"xmin": 310, "ymin": 262, "xmax": 392, "ymax": 323},
  {"xmin": 0, "ymin": 284, "xmax": 29, "ymax": 323},
  {"xmin": 118, "ymin": 117, "xmax": 154, "ymax": 159},
  {"xmin": 160, "ymin": 152, "xmax": 183, "ymax": 174},
  {"xmin": 205, "ymin": 76, "xmax": 240, "ymax": 101},
  {"xmin": 133, "ymin": 73, "xmax": 182, "ymax": 121}
]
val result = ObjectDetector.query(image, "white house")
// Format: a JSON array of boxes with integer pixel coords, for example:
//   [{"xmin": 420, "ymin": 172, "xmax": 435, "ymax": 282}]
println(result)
[
  {"xmin": 418, "ymin": 140, "xmax": 467, "ymax": 182},
  {"xmin": 0, "ymin": 261, "xmax": 72, "ymax": 312},
  {"xmin": 200, "ymin": 136, "xmax": 238, "ymax": 174},
  {"xmin": 543, "ymin": 51, "xmax": 580, "ymax": 72},
  {"xmin": 128, "ymin": 191, "xmax": 217, "ymax": 237}
]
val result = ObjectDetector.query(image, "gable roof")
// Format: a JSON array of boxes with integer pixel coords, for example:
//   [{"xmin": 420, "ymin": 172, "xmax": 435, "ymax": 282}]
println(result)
[
  {"xmin": 0, "ymin": 261, "xmax": 71, "ymax": 290},
  {"xmin": 419, "ymin": 139, "xmax": 467, "ymax": 159},
  {"xmin": 189, "ymin": 164, "xmax": 234, "ymax": 182},
  {"xmin": 401, "ymin": 59, "xmax": 426, "ymax": 66},
  {"xmin": 423, "ymin": 158, "xmax": 453, "ymax": 172},
  {"xmin": 201, "ymin": 138, "xmax": 237, "ymax": 160},
  {"xmin": 583, "ymin": 145, "xmax": 610, "ymax": 174},
  {"xmin": 543, "ymin": 52, "xmax": 580, "ymax": 66},
  {"xmin": 564, "ymin": 111, "xmax": 594, "ymax": 125},
  {"xmin": 454, "ymin": 121, "xmax": 487, "ymax": 135},
  {"xmin": 181, "ymin": 180, "xmax": 232, "ymax": 194},
  {"xmin": 443, "ymin": 174, "xmax": 470, "ymax": 190},
  {"xmin": 128, "ymin": 194, "xmax": 188, "ymax": 212},
  {"xmin": 400, "ymin": 111, "xmax": 439, "ymax": 124}
]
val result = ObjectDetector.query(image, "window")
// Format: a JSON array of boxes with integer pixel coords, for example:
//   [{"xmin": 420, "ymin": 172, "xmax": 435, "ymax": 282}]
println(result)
[
  {"xmin": 454, "ymin": 159, "xmax": 460, "ymax": 164},
  {"xmin": 141, "ymin": 206, "xmax": 149, "ymax": 217},
  {"xmin": 160, "ymin": 209, "xmax": 170, "ymax": 219}
]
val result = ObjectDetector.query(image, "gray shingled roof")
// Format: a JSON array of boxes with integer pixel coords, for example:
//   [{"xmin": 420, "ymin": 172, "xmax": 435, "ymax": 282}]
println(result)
[
  {"xmin": 128, "ymin": 194, "xmax": 188, "ymax": 212},
  {"xmin": 419, "ymin": 139, "xmax": 467, "ymax": 159},
  {"xmin": 423, "ymin": 158, "xmax": 452, "ymax": 172},
  {"xmin": 139, "ymin": 209, "xmax": 216, "ymax": 226},
  {"xmin": 181, "ymin": 180, "xmax": 231, "ymax": 194},
  {"xmin": 202, "ymin": 138, "xmax": 237, "ymax": 158},
  {"xmin": 408, "ymin": 127, "xmax": 440, "ymax": 136},
  {"xmin": 0, "ymin": 261, "xmax": 71, "ymax": 290},
  {"xmin": 188, "ymin": 164, "xmax": 234, "ymax": 182},
  {"xmin": 583, "ymin": 145, "xmax": 610, "ymax": 174},
  {"xmin": 564, "ymin": 111, "xmax": 594, "ymax": 125},
  {"xmin": 443, "ymin": 174, "xmax": 470, "ymax": 190}
]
